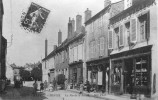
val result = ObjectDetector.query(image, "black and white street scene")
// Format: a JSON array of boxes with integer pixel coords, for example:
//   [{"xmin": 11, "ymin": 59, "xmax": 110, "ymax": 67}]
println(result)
[{"xmin": 0, "ymin": 0, "xmax": 158, "ymax": 100}]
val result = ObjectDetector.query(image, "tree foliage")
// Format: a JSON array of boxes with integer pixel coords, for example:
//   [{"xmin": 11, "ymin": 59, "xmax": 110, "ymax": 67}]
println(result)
[
  {"xmin": 19, "ymin": 69, "xmax": 31, "ymax": 80},
  {"xmin": 31, "ymin": 63, "xmax": 42, "ymax": 81}
]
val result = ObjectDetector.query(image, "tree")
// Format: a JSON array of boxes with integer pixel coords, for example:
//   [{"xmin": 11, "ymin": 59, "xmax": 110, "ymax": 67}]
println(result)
[
  {"xmin": 19, "ymin": 69, "xmax": 31, "ymax": 81},
  {"xmin": 31, "ymin": 63, "xmax": 42, "ymax": 81}
]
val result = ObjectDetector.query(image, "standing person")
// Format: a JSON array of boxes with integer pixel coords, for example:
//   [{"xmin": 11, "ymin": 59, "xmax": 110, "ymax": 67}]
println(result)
[
  {"xmin": 64, "ymin": 79, "xmax": 68, "ymax": 90},
  {"xmin": 33, "ymin": 81, "xmax": 38, "ymax": 95},
  {"xmin": 53, "ymin": 78, "xmax": 57, "ymax": 91},
  {"xmin": 40, "ymin": 81, "xmax": 44, "ymax": 92},
  {"xmin": 44, "ymin": 80, "xmax": 47, "ymax": 91},
  {"xmin": 79, "ymin": 81, "xmax": 84, "ymax": 94},
  {"xmin": 86, "ymin": 80, "xmax": 90, "ymax": 93}
]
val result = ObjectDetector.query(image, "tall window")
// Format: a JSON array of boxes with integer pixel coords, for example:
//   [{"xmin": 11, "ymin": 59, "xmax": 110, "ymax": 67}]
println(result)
[
  {"xmin": 90, "ymin": 42, "xmax": 93, "ymax": 59},
  {"xmin": 119, "ymin": 25, "xmax": 124, "ymax": 46},
  {"xmin": 114, "ymin": 27, "xmax": 119, "ymax": 48},
  {"xmin": 93, "ymin": 41, "xmax": 96, "ymax": 58},
  {"xmin": 125, "ymin": 22, "xmax": 130, "ymax": 46},
  {"xmin": 130, "ymin": 18, "xmax": 137, "ymax": 43},
  {"xmin": 78, "ymin": 44, "xmax": 82, "ymax": 60},
  {"xmin": 138, "ymin": 12, "xmax": 150, "ymax": 42},
  {"xmin": 108, "ymin": 31, "xmax": 113, "ymax": 49},
  {"xmin": 97, "ymin": 39, "xmax": 100, "ymax": 56},
  {"xmin": 100, "ymin": 37, "xmax": 104, "ymax": 56}
]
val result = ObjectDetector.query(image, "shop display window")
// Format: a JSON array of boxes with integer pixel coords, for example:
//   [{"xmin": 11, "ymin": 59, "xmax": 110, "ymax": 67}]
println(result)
[
  {"xmin": 135, "ymin": 57, "xmax": 148, "ymax": 86},
  {"xmin": 112, "ymin": 67, "xmax": 121, "ymax": 85},
  {"xmin": 91, "ymin": 72, "xmax": 97, "ymax": 83}
]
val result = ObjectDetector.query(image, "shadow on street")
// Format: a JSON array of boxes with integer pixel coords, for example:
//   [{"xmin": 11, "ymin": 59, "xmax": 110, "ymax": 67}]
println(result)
[{"xmin": 0, "ymin": 84, "xmax": 48, "ymax": 100}]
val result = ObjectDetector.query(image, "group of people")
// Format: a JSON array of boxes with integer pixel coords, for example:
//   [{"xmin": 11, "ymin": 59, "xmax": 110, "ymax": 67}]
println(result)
[
  {"xmin": 79, "ymin": 80, "xmax": 91, "ymax": 94},
  {"xmin": 32, "ymin": 80, "xmax": 49, "ymax": 94},
  {"xmin": 32, "ymin": 78, "xmax": 58, "ymax": 94}
]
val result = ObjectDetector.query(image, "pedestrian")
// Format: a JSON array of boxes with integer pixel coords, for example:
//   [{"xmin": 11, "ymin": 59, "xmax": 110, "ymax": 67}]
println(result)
[
  {"xmin": 44, "ymin": 80, "xmax": 47, "ymax": 91},
  {"xmin": 64, "ymin": 79, "xmax": 68, "ymax": 90},
  {"xmin": 40, "ymin": 81, "xmax": 44, "ymax": 92},
  {"xmin": 33, "ymin": 81, "xmax": 38, "ymax": 95},
  {"xmin": 49, "ymin": 82, "xmax": 53, "ymax": 91},
  {"xmin": 79, "ymin": 81, "xmax": 84, "ymax": 94},
  {"xmin": 53, "ymin": 78, "xmax": 57, "ymax": 91},
  {"xmin": 86, "ymin": 80, "xmax": 90, "ymax": 93}
]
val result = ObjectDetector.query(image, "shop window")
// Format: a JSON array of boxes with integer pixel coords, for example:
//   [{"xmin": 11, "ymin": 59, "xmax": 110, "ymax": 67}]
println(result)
[
  {"xmin": 112, "ymin": 67, "xmax": 121, "ymax": 85},
  {"xmin": 91, "ymin": 72, "xmax": 97, "ymax": 83},
  {"xmin": 73, "ymin": 68, "xmax": 77, "ymax": 83},
  {"xmin": 135, "ymin": 57, "xmax": 148, "ymax": 86},
  {"xmin": 138, "ymin": 12, "xmax": 150, "ymax": 42}
]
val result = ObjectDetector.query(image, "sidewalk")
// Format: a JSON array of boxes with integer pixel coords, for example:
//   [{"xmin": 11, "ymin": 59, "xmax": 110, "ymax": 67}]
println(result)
[
  {"xmin": 67, "ymin": 89, "xmax": 135, "ymax": 100},
  {"xmin": 67, "ymin": 89, "xmax": 158, "ymax": 100}
]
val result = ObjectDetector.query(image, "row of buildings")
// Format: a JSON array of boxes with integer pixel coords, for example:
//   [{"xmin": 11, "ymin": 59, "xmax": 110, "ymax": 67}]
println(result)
[{"xmin": 42, "ymin": 0, "xmax": 158, "ymax": 98}]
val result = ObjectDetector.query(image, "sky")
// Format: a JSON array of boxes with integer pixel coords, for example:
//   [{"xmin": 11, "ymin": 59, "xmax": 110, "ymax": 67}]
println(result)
[{"xmin": 3, "ymin": 0, "xmax": 121, "ymax": 66}]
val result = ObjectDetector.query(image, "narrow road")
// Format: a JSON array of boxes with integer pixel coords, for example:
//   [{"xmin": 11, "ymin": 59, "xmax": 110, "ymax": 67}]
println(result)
[{"xmin": 0, "ymin": 81, "xmax": 106, "ymax": 100}]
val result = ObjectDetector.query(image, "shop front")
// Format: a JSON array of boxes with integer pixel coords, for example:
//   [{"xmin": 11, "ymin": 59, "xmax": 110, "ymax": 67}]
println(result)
[
  {"xmin": 69, "ymin": 60, "xmax": 83, "ymax": 89},
  {"xmin": 110, "ymin": 45, "xmax": 152, "ymax": 97},
  {"xmin": 86, "ymin": 57, "xmax": 109, "ymax": 92}
]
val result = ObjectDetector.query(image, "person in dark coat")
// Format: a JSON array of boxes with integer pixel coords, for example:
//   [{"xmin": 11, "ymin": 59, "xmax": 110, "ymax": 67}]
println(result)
[
  {"xmin": 86, "ymin": 80, "xmax": 90, "ymax": 93},
  {"xmin": 40, "ymin": 81, "xmax": 44, "ymax": 92},
  {"xmin": 53, "ymin": 78, "xmax": 57, "ymax": 91}
]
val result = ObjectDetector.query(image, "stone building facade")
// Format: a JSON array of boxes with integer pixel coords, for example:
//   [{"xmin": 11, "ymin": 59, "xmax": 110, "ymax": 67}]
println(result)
[
  {"xmin": 108, "ymin": 0, "xmax": 158, "ymax": 97},
  {"xmin": 85, "ymin": 0, "xmax": 124, "ymax": 92}
]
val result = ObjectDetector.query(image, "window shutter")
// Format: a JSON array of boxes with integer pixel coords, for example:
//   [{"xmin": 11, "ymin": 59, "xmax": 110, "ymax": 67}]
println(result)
[
  {"xmin": 98, "ymin": 39, "xmax": 100, "ymax": 56},
  {"xmin": 146, "ymin": 11, "xmax": 150, "ymax": 41},
  {"xmin": 119, "ymin": 25, "xmax": 124, "ymax": 46},
  {"xmin": 130, "ymin": 18, "xmax": 137, "ymax": 43},
  {"xmin": 100, "ymin": 37, "xmax": 104, "ymax": 56},
  {"xmin": 108, "ymin": 31, "xmax": 113, "ymax": 49}
]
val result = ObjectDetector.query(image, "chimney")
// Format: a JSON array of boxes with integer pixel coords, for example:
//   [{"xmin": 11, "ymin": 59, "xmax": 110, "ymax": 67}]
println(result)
[
  {"xmin": 76, "ymin": 14, "xmax": 82, "ymax": 34},
  {"xmin": 104, "ymin": 0, "xmax": 111, "ymax": 8},
  {"xmin": 58, "ymin": 30, "xmax": 62, "ymax": 46},
  {"xmin": 71, "ymin": 18, "xmax": 75, "ymax": 34},
  {"xmin": 84, "ymin": 8, "xmax": 91, "ymax": 23},
  {"xmin": 45, "ymin": 39, "xmax": 48, "ymax": 58},
  {"xmin": 68, "ymin": 17, "xmax": 72, "ymax": 38}
]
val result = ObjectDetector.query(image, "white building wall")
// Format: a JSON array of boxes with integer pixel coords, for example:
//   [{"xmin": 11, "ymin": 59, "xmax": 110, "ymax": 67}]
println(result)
[{"xmin": 42, "ymin": 61, "xmax": 48, "ymax": 82}]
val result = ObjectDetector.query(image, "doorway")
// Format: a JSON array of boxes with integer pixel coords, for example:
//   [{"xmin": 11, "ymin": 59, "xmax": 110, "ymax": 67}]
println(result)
[{"xmin": 124, "ymin": 58, "xmax": 134, "ymax": 94}]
